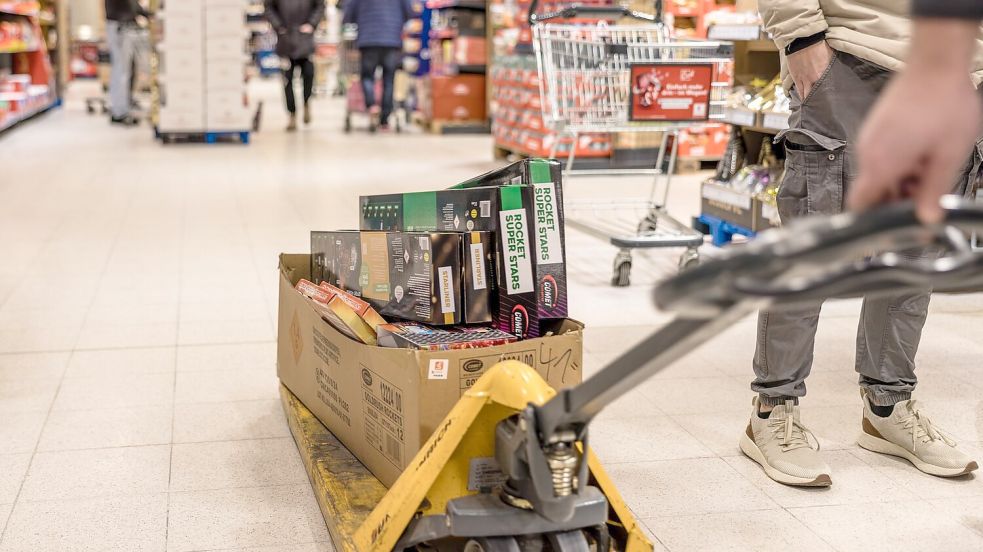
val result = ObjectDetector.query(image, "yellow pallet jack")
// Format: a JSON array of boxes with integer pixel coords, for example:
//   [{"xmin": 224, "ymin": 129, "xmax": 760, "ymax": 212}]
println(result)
[{"xmin": 284, "ymin": 197, "xmax": 983, "ymax": 551}]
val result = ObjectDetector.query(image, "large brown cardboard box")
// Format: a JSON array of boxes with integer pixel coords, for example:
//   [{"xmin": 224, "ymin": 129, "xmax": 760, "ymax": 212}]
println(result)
[
  {"xmin": 277, "ymin": 254, "xmax": 584, "ymax": 487},
  {"xmin": 422, "ymin": 75, "xmax": 487, "ymax": 121}
]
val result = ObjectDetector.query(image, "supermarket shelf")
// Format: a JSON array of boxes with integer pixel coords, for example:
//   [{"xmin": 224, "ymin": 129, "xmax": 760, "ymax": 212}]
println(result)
[
  {"xmin": 0, "ymin": 97, "xmax": 55, "ymax": 135},
  {"xmin": 0, "ymin": 46, "xmax": 39, "ymax": 54},
  {"xmin": 0, "ymin": 1, "xmax": 38, "ymax": 17},
  {"xmin": 426, "ymin": 0, "xmax": 485, "ymax": 9}
]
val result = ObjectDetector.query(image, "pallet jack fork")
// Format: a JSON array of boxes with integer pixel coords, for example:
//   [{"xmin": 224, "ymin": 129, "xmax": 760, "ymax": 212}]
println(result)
[{"xmin": 286, "ymin": 197, "xmax": 983, "ymax": 551}]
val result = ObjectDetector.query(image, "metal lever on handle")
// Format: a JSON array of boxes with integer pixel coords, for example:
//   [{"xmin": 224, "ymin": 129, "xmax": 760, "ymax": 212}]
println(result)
[
  {"xmin": 497, "ymin": 196, "xmax": 983, "ymax": 524},
  {"xmin": 527, "ymin": 0, "xmax": 658, "ymax": 25}
]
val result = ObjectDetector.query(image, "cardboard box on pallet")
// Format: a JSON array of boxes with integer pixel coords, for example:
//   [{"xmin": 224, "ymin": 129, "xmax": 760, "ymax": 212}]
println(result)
[
  {"xmin": 277, "ymin": 253, "xmax": 584, "ymax": 487},
  {"xmin": 311, "ymin": 231, "xmax": 465, "ymax": 326},
  {"xmin": 453, "ymin": 159, "xmax": 569, "ymax": 339},
  {"xmin": 700, "ymin": 179, "xmax": 779, "ymax": 232}
]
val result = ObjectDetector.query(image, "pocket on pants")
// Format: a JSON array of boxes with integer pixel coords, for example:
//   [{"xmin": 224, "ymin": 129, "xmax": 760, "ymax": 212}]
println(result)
[{"xmin": 776, "ymin": 128, "xmax": 847, "ymax": 220}]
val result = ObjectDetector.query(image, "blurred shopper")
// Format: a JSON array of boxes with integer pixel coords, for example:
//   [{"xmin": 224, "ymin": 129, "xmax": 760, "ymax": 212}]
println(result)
[
  {"xmin": 343, "ymin": 0, "xmax": 413, "ymax": 130},
  {"xmin": 851, "ymin": 2, "xmax": 983, "ymax": 223},
  {"xmin": 266, "ymin": 0, "xmax": 326, "ymax": 131},
  {"xmin": 742, "ymin": 0, "xmax": 983, "ymax": 487},
  {"xmin": 105, "ymin": 0, "xmax": 148, "ymax": 126}
]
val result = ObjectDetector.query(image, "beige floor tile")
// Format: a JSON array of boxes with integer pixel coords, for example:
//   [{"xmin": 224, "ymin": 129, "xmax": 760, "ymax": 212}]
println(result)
[
  {"xmin": 927, "ymin": 496, "xmax": 983, "ymax": 536},
  {"xmin": 594, "ymin": 387, "xmax": 665, "ymax": 419},
  {"xmin": 670, "ymin": 408, "xmax": 750, "ymax": 457},
  {"xmin": 0, "ymin": 352, "xmax": 69, "ymax": 381},
  {"xmin": 174, "ymin": 369, "xmax": 279, "ymax": 404},
  {"xmin": 800, "ymin": 403, "xmax": 865, "ymax": 451},
  {"xmin": 166, "ymin": 485, "xmax": 321, "ymax": 552},
  {"xmin": 0, "ymin": 454, "xmax": 31, "ymax": 504},
  {"xmin": 75, "ymin": 322, "xmax": 178, "ymax": 350},
  {"xmin": 176, "ymin": 342, "xmax": 276, "ymax": 373},
  {"xmin": 173, "ymin": 400, "xmax": 288, "ymax": 443},
  {"xmin": 83, "ymin": 303, "xmax": 179, "ymax": 327},
  {"xmin": 0, "ymin": 379, "xmax": 60, "ymax": 414},
  {"xmin": 910, "ymin": 399, "xmax": 983, "ymax": 442},
  {"xmin": 178, "ymin": 319, "xmax": 275, "ymax": 346},
  {"xmin": 170, "ymin": 438, "xmax": 306, "ymax": 492},
  {"xmin": 645, "ymin": 509, "xmax": 834, "ymax": 552},
  {"xmin": 18, "ymin": 445, "xmax": 170, "ymax": 502},
  {"xmin": 64, "ymin": 347, "xmax": 176, "ymax": 378},
  {"xmin": 589, "ymin": 415, "xmax": 713, "ymax": 464},
  {"xmin": 635, "ymin": 521, "xmax": 671, "ymax": 552},
  {"xmin": 788, "ymin": 500, "xmax": 983, "ymax": 552},
  {"xmin": 604, "ymin": 457, "xmax": 778, "ymax": 518},
  {"xmin": 0, "ymin": 411, "xmax": 46, "ymax": 453},
  {"xmin": 640, "ymin": 376, "xmax": 754, "ymax": 415},
  {"xmin": 0, "ymin": 325, "xmax": 81, "ymax": 354},
  {"xmin": 0, "ymin": 493, "xmax": 167, "ymax": 552},
  {"xmin": 0, "ymin": 503, "xmax": 10, "ymax": 538},
  {"xmin": 724, "ymin": 450, "xmax": 918, "ymax": 508},
  {"xmin": 37, "ymin": 405, "xmax": 173, "ymax": 451},
  {"xmin": 52, "ymin": 373, "xmax": 174, "ymax": 411}
]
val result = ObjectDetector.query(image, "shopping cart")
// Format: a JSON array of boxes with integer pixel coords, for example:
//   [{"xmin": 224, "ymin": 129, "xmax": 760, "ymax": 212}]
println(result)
[{"xmin": 529, "ymin": 2, "xmax": 734, "ymax": 285}]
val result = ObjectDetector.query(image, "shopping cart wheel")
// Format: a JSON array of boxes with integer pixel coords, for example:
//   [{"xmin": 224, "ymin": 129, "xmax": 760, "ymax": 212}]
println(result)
[
  {"xmin": 344, "ymin": 113, "xmax": 352, "ymax": 133},
  {"xmin": 86, "ymin": 103, "xmax": 95, "ymax": 114},
  {"xmin": 678, "ymin": 247, "xmax": 701, "ymax": 272},
  {"xmin": 612, "ymin": 249, "xmax": 633, "ymax": 287}
]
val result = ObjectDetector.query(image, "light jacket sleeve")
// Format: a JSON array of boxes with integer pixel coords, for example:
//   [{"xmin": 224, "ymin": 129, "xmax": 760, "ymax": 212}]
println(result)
[{"xmin": 757, "ymin": 0, "xmax": 829, "ymax": 49}]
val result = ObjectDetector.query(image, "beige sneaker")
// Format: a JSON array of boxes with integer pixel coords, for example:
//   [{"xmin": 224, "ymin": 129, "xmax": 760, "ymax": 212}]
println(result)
[
  {"xmin": 859, "ymin": 391, "xmax": 978, "ymax": 477},
  {"xmin": 739, "ymin": 397, "xmax": 832, "ymax": 487}
]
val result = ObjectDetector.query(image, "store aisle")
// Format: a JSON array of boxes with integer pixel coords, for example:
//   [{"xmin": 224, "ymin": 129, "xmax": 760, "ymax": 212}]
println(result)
[{"xmin": 1, "ymin": 80, "xmax": 983, "ymax": 552}]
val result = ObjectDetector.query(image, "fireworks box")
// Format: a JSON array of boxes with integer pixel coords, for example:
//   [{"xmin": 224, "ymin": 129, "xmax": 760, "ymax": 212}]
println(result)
[
  {"xmin": 294, "ymin": 279, "xmax": 380, "ymax": 345},
  {"xmin": 278, "ymin": 253, "xmax": 584, "ymax": 487},
  {"xmin": 311, "ymin": 230, "xmax": 467, "ymax": 325},
  {"xmin": 359, "ymin": 191, "xmax": 499, "ymax": 324},
  {"xmin": 452, "ymin": 159, "xmax": 568, "ymax": 339},
  {"xmin": 377, "ymin": 322, "xmax": 517, "ymax": 351}
]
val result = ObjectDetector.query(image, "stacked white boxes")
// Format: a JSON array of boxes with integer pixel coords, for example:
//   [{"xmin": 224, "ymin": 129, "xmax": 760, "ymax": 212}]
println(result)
[{"xmin": 157, "ymin": 0, "xmax": 250, "ymax": 134}]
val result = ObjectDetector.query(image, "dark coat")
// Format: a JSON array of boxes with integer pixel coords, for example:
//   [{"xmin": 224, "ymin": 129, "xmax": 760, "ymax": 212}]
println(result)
[
  {"xmin": 265, "ymin": 0, "xmax": 326, "ymax": 60},
  {"xmin": 342, "ymin": 0, "xmax": 413, "ymax": 49}
]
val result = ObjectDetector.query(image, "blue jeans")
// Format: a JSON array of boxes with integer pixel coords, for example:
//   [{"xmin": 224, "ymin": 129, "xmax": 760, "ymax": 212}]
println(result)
[{"xmin": 359, "ymin": 47, "xmax": 400, "ymax": 124}]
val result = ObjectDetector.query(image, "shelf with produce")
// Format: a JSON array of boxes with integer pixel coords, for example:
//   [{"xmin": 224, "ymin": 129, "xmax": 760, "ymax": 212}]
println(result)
[{"xmin": 0, "ymin": 1, "xmax": 38, "ymax": 17}]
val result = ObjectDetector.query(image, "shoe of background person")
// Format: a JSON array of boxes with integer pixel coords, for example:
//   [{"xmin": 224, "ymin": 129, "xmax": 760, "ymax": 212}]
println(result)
[
  {"xmin": 858, "ymin": 390, "xmax": 978, "ymax": 477},
  {"xmin": 286, "ymin": 114, "xmax": 297, "ymax": 132},
  {"xmin": 303, "ymin": 103, "xmax": 312, "ymax": 125},
  {"xmin": 739, "ymin": 397, "xmax": 832, "ymax": 487},
  {"xmin": 109, "ymin": 115, "xmax": 139, "ymax": 126}
]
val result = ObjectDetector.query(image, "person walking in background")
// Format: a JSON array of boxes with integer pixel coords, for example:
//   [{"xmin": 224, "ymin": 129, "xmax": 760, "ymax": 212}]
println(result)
[
  {"xmin": 265, "ymin": 0, "xmax": 326, "ymax": 131},
  {"xmin": 105, "ymin": 0, "xmax": 148, "ymax": 126},
  {"xmin": 343, "ymin": 0, "xmax": 413, "ymax": 131},
  {"xmin": 740, "ymin": 0, "xmax": 983, "ymax": 487}
]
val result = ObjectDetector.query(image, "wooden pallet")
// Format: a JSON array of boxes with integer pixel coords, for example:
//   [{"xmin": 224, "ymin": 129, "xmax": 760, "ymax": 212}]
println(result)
[
  {"xmin": 280, "ymin": 385, "xmax": 386, "ymax": 552},
  {"xmin": 155, "ymin": 130, "xmax": 251, "ymax": 144},
  {"xmin": 423, "ymin": 118, "xmax": 490, "ymax": 135}
]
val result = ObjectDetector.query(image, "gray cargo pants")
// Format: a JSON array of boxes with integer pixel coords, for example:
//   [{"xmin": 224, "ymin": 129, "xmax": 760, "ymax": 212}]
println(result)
[{"xmin": 752, "ymin": 51, "xmax": 981, "ymax": 407}]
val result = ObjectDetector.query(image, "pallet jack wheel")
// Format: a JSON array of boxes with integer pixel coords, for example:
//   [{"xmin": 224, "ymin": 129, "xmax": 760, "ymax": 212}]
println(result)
[
  {"xmin": 463, "ymin": 537, "xmax": 520, "ymax": 552},
  {"xmin": 612, "ymin": 250, "xmax": 633, "ymax": 287}
]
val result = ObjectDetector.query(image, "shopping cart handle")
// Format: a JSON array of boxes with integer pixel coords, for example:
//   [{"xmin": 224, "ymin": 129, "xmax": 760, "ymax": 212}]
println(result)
[
  {"xmin": 527, "ymin": 1, "xmax": 657, "ymax": 25},
  {"xmin": 655, "ymin": 196, "xmax": 983, "ymax": 316}
]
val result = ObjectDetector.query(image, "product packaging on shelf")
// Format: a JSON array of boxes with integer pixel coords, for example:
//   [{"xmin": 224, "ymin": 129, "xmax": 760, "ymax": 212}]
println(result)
[
  {"xmin": 277, "ymin": 253, "xmax": 584, "ymax": 486},
  {"xmin": 453, "ymin": 159, "xmax": 569, "ymax": 339},
  {"xmin": 311, "ymin": 230, "xmax": 467, "ymax": 326}
]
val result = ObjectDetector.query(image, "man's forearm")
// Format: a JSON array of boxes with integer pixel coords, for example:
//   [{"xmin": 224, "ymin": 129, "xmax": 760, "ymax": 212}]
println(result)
[
  {"xmin": 912, "ymin": 0, "xmax": 983, "ymax": 19},
  {"xmin": 907, "ymin": 18, "xmax": 979, "ymax": 76}
]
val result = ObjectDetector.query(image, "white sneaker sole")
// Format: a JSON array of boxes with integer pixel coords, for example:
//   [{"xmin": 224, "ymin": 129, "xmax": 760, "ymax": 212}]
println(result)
[
  {"xmin": 739, "ymin": 432, "xmax": 832, "ymax": 487},
  {"xmin": 857, "ymin": 432, "xmax": 979, "ymax": 478}
]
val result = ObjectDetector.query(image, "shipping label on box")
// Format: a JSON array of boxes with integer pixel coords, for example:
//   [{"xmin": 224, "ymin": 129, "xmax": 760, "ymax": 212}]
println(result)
[{"xmin": 277, "ymin": 253, "xmax": 583, "ymax": 487}]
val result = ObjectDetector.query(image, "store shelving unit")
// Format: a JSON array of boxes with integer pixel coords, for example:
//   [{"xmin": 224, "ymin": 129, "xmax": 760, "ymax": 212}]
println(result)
[
  {"xmin": 416, "ymin": 0, "xmax": 489, "ymax": 134},
  {"xmin": 0, "ymin": 0, "xmax": 58, "ymax": 135}
]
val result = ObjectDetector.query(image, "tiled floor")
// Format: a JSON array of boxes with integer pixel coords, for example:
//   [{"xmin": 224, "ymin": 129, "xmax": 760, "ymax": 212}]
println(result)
[{"xmin": 1, "ymin": 79, "xmax": 983, "ymax": 552}]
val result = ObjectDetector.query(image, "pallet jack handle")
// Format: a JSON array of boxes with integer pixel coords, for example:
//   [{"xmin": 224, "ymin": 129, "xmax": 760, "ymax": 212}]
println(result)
[{"xmin": 507, "ymin": 196, "xmax": 983, "ymax": 522}]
